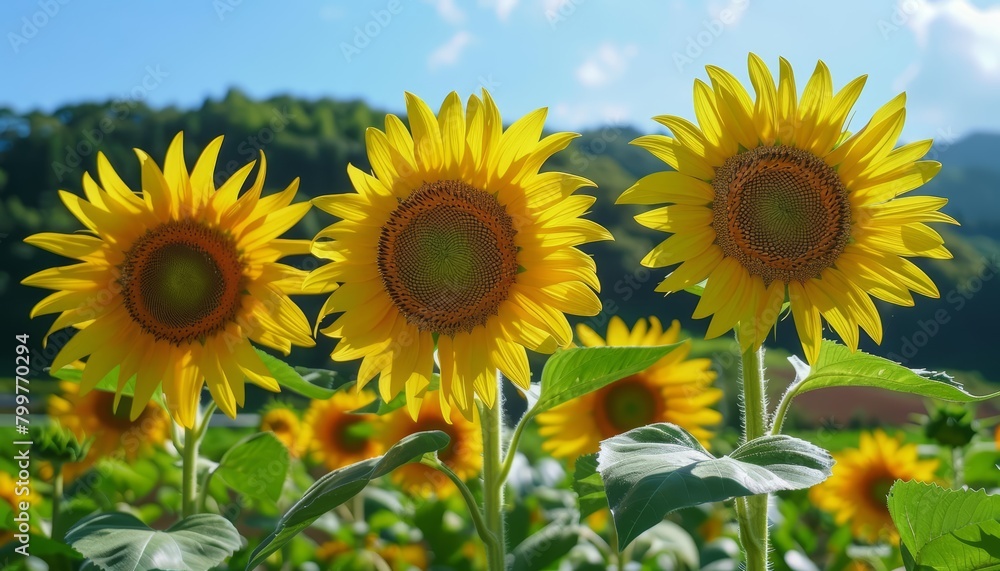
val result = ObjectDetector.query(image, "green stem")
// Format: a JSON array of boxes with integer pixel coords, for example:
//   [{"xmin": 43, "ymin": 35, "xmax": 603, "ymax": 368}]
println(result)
[
  {"xmin": 769, "ymin": 380, "xmax": 801, "ymax": 436},
  {"xmin": 738, "ymin": 342, "xmax": 769, "ymax": 571},
  {"xmin": 51, "ymin": 464, "xmax": 64, "ymax": 541},
  {"xmin": 498, "ymin": 409, "xmax": 532, "ymax": 483},
  {"xmin": 181, "ymin": 425, "xmax": 200, "ymax": 518},
  {"xmin": 480, "ymin": 375, "xmax": 507, "ymax": 571},
  {"xmin": 953, "ymin": 446, "xmax": 965, "ymax": 488},
  {"xmin": 420, "ymin": 457, "xmax": 499, "ymax": 555}
]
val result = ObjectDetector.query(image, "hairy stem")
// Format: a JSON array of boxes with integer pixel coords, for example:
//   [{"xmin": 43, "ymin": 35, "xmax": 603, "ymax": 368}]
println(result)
[
  {"xmin": 738, "ymin": 342, "xmax": 769, "ymax": 570},
  {"xmin": 480, "ymin": 374, "xmax": 507, "ymax": 571}
]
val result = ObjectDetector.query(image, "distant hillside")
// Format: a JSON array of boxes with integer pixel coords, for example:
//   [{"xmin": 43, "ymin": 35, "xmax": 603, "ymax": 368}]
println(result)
[{"xmin": 1, "ymin": 91, "xmax": 998, "ymax": 383}]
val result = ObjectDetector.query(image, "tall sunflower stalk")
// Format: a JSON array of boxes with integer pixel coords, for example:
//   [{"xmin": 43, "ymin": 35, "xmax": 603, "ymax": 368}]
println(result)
[{"xmin": 620, "ymin": 53, "xmax": 953, "ymax": 569}]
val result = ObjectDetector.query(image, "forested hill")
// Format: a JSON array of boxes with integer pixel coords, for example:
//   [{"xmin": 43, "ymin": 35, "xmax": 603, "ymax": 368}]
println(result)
[{"xmin": 2, "ymin": 89, "xmax": 998, "ymax": 382}]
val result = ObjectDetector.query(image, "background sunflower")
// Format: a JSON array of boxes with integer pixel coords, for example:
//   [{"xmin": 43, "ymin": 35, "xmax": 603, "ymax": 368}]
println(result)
[
  {"xmin": 259, "ymin": 401, "xmax": 310, "ymax": 459},
  {"xmin": 47, "ymin": 380, "xmax": 170, "ymax": 480},
  {"xmin": 377, "ymin": 397, "xmax": 482, "ymax": 498},
  {"xmin": 810, "ymin": 430, "xmax": 939, "ymax": 543},
  {"xmin": 536, "ymin": 316, "xmax": 721, "ymax": 459},
  {"xmin": 304, "ymin": 390, "xmax": 382, "ymax": 470}
]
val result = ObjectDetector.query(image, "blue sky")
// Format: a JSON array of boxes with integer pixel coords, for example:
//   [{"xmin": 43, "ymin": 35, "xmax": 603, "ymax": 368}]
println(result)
[{"xmin": 3, "ymin": 0, "xmax": 999, "ymax": 142}]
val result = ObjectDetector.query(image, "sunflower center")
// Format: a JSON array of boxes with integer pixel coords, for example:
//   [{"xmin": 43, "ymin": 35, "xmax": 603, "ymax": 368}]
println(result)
[
  {"xmin": 712, "ymin": 146, "xmax": 851, "ymax": 284},
  {"xmin": 377, "ymin": 180, "xmax": 518, "ymax": 336},
  {"xmin": 334, "ymin": 417, "xmax": 372, "ymax": 453},
  {"xmin": 596, "ymin": 376, "xmax": 660, "ymax": 434},
  {"xmin": 120, "ymin": 220, "xmax": 245, "ymax": 345},
  {"xmin": 95, "ymin": 391, "xmax": 140, "ymax": 431},
  {"xmin": 868, "ymin": 474, "xmax": 895, "ymax": 510}
]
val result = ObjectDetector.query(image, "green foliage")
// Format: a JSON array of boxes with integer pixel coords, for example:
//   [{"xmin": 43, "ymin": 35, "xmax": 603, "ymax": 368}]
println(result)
[
  {"xmin": 508, "ymin": 512, "xmax": 579, "ymax": 571},
  {"xmin": 572, "ymin": 453, "xmax": 608, "ymax": 520},
  {"xmin": 255, "ymin": 349, "xmax": 350, "ymax": 399},
  {"xmin": 888, "ymin": 481, "xmax": 1000, "ymax": 570},
  {"xmin": 598, "ymin": 423, "xmax": 833, "ymax": 549},
  {"xmin": 214, "ymin": 432, "xmax": 289, "ymax": 503},
  {"xmin": 534, "ymin": 343, "xmax": 682, "ymax": 415},
  {"xmin": 247, "ymin": 431, "xmax": 450, "ymax": 569},
  {"xmin": 65, "ymin": 512, "xmax": 241, "ymax": 571}
]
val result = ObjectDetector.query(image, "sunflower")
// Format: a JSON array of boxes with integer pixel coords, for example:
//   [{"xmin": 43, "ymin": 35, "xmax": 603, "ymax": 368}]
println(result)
[
  {"xmin": 304, "ymin": 390, "xmax": 382, "ymax": 470},
  {"xmin": 536, "ymin": 316, "xmax": 721, "ymax": 459},
  {"xmin": 259, "ymin": 402, "xmax": 310, "ymax": 459},
  {"xmin": 22, "ymin": 133, "xmax": 321, "ymax": 427},
  {"xmin": 48, "ymin": 381, "xmax": 170, "ymax": 478},
  {"xmin": 619, "ymin": 54, "xmax": 955, "ymax": 363},
  {"xmin": 810, "ymin": 430, "xmax": 938, "ymax": 543},
  {"xmin": 376, "ymin": 397, "xmax": 481, "ymax": 498},
  {"xmin": 307, "ymin": 90, "xmax": 611, "ymax": 419}
]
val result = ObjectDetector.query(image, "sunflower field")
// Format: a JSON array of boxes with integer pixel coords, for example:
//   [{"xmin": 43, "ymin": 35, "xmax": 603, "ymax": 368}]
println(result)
[{"xmin": 3, "ymin": 3, "xmax": 1000, "ymax": 571}]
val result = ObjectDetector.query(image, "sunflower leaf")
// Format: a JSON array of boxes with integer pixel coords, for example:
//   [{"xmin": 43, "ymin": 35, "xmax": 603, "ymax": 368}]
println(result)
[
  {"xmin": 246, "ymin": 431, "xmax": 450, "ymax": 570},
  {"xmin": 509, "ymin": 511, "xmax": 580, "ymax": 571},
  {"xmin": 65, "ymin": 512, "xmax": 241, "ymax": 571},
  {"xmin": 255, "ymin": 349, "xmax": 350, "ymax": 400},
  {"xmin": 775, "ymin": 341, "xmax": 1000, "ymax": 430},
  {"xmin": 598, "ymin": 423, "xmax": 832, "ymax": 549},
  {"xmin": 888, "ymin": 480, "xmax": 1000, "ymax": 571},
  {"xmin": 533, "ymin": 344, "xmax": 683, "ymax": 416},
  {"xmin": 215, "ymin": 432, "xmax": 289, "ymax": 504},
  {"xmin": 573, "ymin": 453, "xmax": 609, "ymax": 519}
]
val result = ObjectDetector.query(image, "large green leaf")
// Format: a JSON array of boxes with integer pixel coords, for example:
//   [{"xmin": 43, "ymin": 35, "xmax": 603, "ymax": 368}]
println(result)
[
  {"xmin": 50, "ymin": 366, "xmax": 161, "ymax": 401},
  {"xmin": 573, "ymin": 453, "xmax": 608, "ymax": 519},
  {"xmin": 65, "ymin": 512, "xmax": 241, "ymax": 571},
  {"xmin": 215, "ymin": 432, "xmax": 289, "ymax": 503},
  {"xmin": 782, "ymin": 341, "xmax": 999, "ymax": 409},
  {"xmin": 888, "ymin": 481, "xmax": 1000, "ymax": 570},
  {"xmin": 598, "ymin": 423, "xmax": 832, "ymax": 548},
  {"xmin": 255, "ymin": 349, "xmax": 350, "ymax": 400},
  {"xmin": 509, "ymin": 511, "xmax": 579, "ymax": 571},
  {"xmin": 534, "ymin": 344, "xmax": 682, "ymax": 415},
  {"xmin": 246, "ymin": 431, "xmax": 450, "ymax": 569}
]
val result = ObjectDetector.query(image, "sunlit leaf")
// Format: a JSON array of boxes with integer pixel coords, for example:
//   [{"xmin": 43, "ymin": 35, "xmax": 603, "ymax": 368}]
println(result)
[{"xmin": 888, "ymin": 480, "xmax": 1000, "ymax": 570}]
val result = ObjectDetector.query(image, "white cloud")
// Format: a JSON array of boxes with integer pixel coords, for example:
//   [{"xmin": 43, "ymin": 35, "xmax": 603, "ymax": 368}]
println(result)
[
  {"xmin": 428, "ymin": 31, "xmax": 473, "ymax": 69},
  {"xmin": 575, "ymin": 43, "xmax": 638, "ymax": 87},
  {"xmin": 480, "ymin": 0, "xmax": 520, "ymax": 21},
  {"xmin": 424, "ymin": 0, "xmax": 465, "ymax": 24},
  {"xmin": 892, "ymin": 0, "xmax": 1000, "ymax": 137},
  {"xmin": 906, "ymin": 0, "xmax": 1000, "ymax": 77}
]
